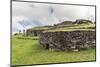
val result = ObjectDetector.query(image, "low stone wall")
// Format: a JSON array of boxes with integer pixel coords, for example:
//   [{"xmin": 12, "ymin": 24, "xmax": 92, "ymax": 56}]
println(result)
[
  {"xmin": 26, "ymin": 29, "xmax": 43, "ymax": 36},
  {"xmin": 39, "ymin": 31, "xmax": 96, "ymax": 51}
]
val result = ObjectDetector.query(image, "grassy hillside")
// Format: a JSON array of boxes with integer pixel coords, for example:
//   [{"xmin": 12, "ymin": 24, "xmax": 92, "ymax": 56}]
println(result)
[
  {"xmin": 12, "ymin": 35, "xmax": 96, "ymax": 65},
  {"xmin": 43, "ymin": 23, "xmax": 95, "ymax": 32},
  {"xmin": 27, "ymin": 21, "xmax": 95, "ymax": 32},
  {"xmin": 12, "ymin": 20, "xmax": 96, "ymax": 65},
  {"xmin": 31, "ymin": 26, "xmax": 52, "ymax": 30}
]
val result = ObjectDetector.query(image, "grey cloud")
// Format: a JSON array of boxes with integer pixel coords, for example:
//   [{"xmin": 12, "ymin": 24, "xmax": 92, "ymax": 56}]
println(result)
[
  {"xmin": 12, "ymin": 1, "xmax": 95, "ymax": 33},
  {"xmin": 12, "ymin": 2, "xmax": 95, "ymax": 21}
]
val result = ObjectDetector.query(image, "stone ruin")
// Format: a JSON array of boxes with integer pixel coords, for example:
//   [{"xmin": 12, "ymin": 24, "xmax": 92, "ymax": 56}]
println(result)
[
  {"xmin": 26, "ymin": 19, "xmax": 95, "ymax": 37},
  {"xmin": 26, "ymin": 26, "xmax": 53, "ymax": 36},
  {"xmin": 74, "ymin": 19, "xmax": 93, "ymax": 24},
  {"xmin": 26, "ymin": 29, "xmax": 43, "ymax": 36},
  {"xmin": 39, "ymin": 31, "xmax": 96, "ymax": 51},
  {"xmin": 26, "ymin": 19, "xmax": 96, "ymax": 51}
]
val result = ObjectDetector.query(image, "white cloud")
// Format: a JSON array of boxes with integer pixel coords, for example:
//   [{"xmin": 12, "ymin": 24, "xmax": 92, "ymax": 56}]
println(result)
[{"xmin": 12, "ymin": 1, "xmax": 95, "ymax": 33}]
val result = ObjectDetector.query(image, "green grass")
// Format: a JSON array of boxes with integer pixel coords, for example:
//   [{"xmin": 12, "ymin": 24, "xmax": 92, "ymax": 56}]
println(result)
[
  {"xmin": 31, "ymin": 26, "xmax": 52, "ymax": 30},
  {"xmin": 12, "ymin": 36, "xmax": 96, "ymax": 65},
  {"xmin": 43, "ymin": 23, "xmax": 95, "ymax": 32}
]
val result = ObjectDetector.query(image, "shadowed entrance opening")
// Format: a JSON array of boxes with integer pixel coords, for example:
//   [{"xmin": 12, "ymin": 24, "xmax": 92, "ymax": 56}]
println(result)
[{"xmin": 45, "ymin": 44, "xmax": 49, "ymax": 49}]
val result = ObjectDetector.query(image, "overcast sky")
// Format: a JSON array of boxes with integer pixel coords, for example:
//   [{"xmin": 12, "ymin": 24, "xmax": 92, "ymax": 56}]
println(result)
[{"xmin": 12, "ymin": 1, "xmax": 95, "ymax": 33}]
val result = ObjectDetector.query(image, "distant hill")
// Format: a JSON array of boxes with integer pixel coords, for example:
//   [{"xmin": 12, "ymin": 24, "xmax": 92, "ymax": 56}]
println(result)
[
  {"xmin": 43, "ymin": 19, "xmax": 95, "ymax": 32},
  {"xmin": 26, "ymin": 19, "xmax": 95, "ymax": 36},
  {"xmin": 54, "ymin": 21, "xmax": 73, "ymax": 26}
]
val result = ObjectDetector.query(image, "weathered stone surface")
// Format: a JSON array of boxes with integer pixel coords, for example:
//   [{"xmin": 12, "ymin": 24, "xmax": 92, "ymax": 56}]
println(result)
[
  {"xmin": 39, "ymin": 31, "xmax": 96, "ymax": 51},
  {"xmin": 26, "ymin": 29, "xmax": 43, "ymax": 36},
  {"xmin": 73, "ymin": 19, "xmax": 93, "ymax": 24},
  {"xmin": 26, "ymin": 26, "xmax": 53, "ymax": 36}
]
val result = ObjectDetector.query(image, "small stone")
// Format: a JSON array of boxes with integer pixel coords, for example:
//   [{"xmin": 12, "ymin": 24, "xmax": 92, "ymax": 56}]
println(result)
[{"xmin": 73, "ymin": 49, "xmax": 79, "ymax": 52}]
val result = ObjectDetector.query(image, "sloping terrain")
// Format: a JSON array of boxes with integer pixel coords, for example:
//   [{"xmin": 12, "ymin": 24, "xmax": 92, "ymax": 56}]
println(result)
[
  {"xmin": 30, "ymin": 19, "xmax": 95, "ymax": 32},
  {"xmin": 38, "ymin": 19, "xmax": 96, "ymax": 51},
  {"xmin": 43, "ymin": 23, "xmax": 95, "ymax": 32},
  {"xmin": 12, "ymin": 19, "xmax": 96, "ymax": 65}
]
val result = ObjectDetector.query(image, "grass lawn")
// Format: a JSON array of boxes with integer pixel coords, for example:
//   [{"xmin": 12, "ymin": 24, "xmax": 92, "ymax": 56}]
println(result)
[{"xmin": 12, "ymin": 36, "xmax": 96, "ymax": 65}]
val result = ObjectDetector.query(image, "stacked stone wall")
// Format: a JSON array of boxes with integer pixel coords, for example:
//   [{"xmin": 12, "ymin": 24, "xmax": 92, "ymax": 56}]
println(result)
[{"xmin": 39, "ymin": 31, "xmax": 96, "ymax": 51}]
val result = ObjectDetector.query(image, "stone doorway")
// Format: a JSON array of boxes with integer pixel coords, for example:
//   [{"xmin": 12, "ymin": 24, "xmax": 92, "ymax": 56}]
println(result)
[{"xmin": 45, "ymin": 44, "xmax": 49, "ymax": 49}]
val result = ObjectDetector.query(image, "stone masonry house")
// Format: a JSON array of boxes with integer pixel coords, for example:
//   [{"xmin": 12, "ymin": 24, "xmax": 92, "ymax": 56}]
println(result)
[
  {"xmin": 38, "ymin": 19, "xmax": 96, "ymax": 51},
  {"xmin": 39, "ymin": 31, "xmax": 95, "ymax": 51},
  {"xmin": 26, "ymin": 19, "xmax": 96, "ymax": 51}
]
